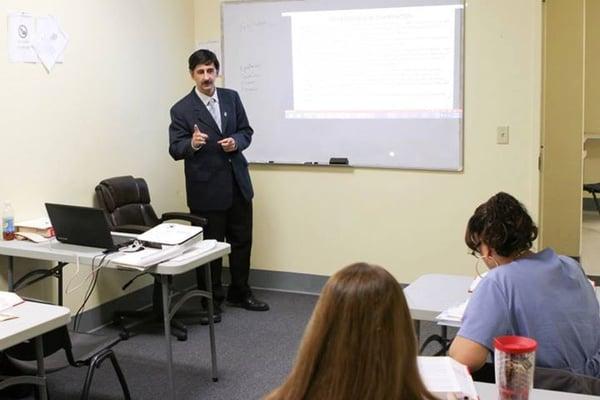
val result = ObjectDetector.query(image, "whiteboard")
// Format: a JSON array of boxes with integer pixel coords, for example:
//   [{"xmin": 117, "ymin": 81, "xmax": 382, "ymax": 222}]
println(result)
[{"xmin": 222, "ymin": 0, "xmax": 464, "ymax": 170}]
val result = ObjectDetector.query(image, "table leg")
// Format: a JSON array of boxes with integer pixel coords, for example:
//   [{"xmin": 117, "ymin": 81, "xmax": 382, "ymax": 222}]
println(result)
[
  {"xmin": 204, "ymin": 264, "xmax": 218, "ymax": 382},
  {"xmin": 34, "ymin": 336, "xmax": 48, "ymax": 400},
  {"xmin": 161, "ymin": 275, "xmax": 176, "ymax": 400},
  {"xmin": 56, "ymin": 263, "xmax": 65, "ymax": 306},
  {"xmin": 414, "ymin": 320, "xmax": 421, "ymax": 344},
  {"xmin": 8, "ymin": 256, "xmax": 14, "ymax": 291}
]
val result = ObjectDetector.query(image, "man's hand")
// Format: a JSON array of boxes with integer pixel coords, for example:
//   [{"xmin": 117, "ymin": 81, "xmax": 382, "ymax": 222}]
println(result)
[
  {"xmin": 191, "ymin": 124, "xmax": 208, "ymax": 149},
  {"xmin": 218, "ymin": 137, "xmax": 237, "ymax": 152}
]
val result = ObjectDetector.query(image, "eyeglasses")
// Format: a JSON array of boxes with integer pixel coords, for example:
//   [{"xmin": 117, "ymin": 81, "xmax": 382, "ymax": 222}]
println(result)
[
  {"xmin": 468, "ymin": 244, "xmax": 482, "ymax": 259},
  {"xmin": 468, "ymin": 246, "xmax": 485, "ymax": 277},
  {"xmin": 468, "ymin": 249, "xmax": 481, "ymax": 258}
]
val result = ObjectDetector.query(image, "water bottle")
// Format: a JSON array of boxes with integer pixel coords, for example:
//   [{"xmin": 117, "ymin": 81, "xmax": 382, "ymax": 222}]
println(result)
[{"xmin": 2, "ymin": 201, "xmax": 15, "ymax": 241}]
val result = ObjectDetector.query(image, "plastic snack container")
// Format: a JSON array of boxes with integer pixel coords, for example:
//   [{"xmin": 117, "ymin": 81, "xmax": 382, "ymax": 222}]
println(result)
[{"xmin": 494, "ymin": 335, "xmax": 537, "ymax": 400}]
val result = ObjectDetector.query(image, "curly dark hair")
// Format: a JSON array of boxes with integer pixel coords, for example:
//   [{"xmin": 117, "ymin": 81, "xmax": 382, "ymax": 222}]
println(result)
[{"xmin": 465, "ymin": 192, "xmax": 538, "ymax": 257}]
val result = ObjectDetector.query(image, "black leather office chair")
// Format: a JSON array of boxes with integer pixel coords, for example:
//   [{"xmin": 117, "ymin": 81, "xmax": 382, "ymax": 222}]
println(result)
[
  {"xmin": 5, "ymin": 324, "xmax": 131, "ymax": 400},
  {"xmin": 534, "ymin": 367, "xmax": 600, "ymax": 395},
  {"xmin": 583, "ymin": 183, "xmax": 600, "ymax": 216},
  {"xmin": 95, "ymin": 175, "xmax": 209, "ymax": 341}
]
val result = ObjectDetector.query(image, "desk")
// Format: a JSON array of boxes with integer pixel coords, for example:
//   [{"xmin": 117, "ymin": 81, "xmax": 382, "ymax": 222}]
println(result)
[
  {"xmin": 404, "ymin": 273, "xmax": 600, "ymax": 328},
  {"xmin": 0, "ymin": 239, "xmax": 231, "ymax": 400},
  {"xmin": 404, "ymin": 273, "xmax": 472, "ymax": 340},
  {"xmin": 0, "ymin": 301, "xmax": 71, "ymax": 400},
  {"xmin": 475, "ymin": 382, "xmax": 597, "ymax": 399}
]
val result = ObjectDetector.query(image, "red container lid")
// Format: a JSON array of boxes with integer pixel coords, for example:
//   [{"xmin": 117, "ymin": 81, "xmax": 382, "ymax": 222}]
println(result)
[{"xmin": 494, "ymin": 336, "xmax": 537, "ymax": 354}]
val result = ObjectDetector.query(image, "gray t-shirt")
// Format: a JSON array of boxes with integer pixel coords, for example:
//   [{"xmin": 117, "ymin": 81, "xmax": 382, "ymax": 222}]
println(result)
[{"xmin": 457, "ymin": 248, "xmax": 600, "ymax": 377}]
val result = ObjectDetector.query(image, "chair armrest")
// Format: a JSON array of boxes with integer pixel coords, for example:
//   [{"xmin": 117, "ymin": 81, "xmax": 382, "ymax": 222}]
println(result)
[
  {"xmin": 113, "ymin": 224, "xmax": 151, "ymax": 234},
  {"xmin": 160, "ymin": 212, "xmax": 207, "ymax": 226}
]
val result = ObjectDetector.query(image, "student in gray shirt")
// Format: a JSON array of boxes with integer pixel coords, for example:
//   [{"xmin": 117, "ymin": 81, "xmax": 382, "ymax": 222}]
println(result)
[{"xmin": 449, "ymin": 192, "xmax": 600, "ymax": 377}]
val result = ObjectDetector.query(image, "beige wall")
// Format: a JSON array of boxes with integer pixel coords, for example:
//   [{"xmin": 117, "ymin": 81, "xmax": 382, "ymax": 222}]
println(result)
[
  {"xmin": 0, "ymin": 0, "xmax": 195, "ymax": 310},
  {"xmin": 198, "ymin": 0, "xmax": 542, "ymax": 281}
]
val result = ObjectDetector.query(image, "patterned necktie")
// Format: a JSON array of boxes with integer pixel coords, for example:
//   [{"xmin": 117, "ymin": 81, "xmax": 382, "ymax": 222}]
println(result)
[{"xmin": 207, "ymin": 98, "xmax": 221, "ymax": 131}]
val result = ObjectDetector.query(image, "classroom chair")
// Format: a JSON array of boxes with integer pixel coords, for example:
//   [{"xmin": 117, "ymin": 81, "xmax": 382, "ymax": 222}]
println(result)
[
  {"xmin": 95, "ymin": 175, "xmax": 211, "ymax": 342},
  {"xmin": 4, "ymin": 324, "xmax": 131, "ymax": 400},
  {"xmin": 583, "ymin": 183, "xmax": 600, "ymax": 216},
  {"xmin": 534, "ymin": 367, "xmax": 600, "ymax": 395}
]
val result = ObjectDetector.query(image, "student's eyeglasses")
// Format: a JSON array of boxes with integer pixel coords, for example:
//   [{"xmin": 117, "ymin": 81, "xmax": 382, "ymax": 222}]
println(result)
[
  {"xmin": 468, "ymin": 249, "xmax": 481, "ymax": 258},
  {"xmin": 468, "ymin": 246, "xmax": 485, "ymax": 277}
]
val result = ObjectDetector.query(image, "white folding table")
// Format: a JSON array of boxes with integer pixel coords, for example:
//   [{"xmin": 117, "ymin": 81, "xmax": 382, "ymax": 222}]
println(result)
[
  {"xmin": 0, "ymin": 300, "xmax": 71, "ymax": 400},
  {"xmin": 0, "ymin": 239, "xmax": 231, "ymax": 400}
]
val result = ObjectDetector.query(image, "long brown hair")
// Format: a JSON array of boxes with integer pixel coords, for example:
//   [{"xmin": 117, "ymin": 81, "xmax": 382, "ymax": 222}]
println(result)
[{"xmin": 265, "ymin": 262, "xmax": 436, "ymax": 400}]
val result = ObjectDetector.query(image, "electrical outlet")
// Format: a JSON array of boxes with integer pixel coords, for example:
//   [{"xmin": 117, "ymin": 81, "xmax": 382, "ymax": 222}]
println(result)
[{"xmin": 497, "ymin": 126, "xmax": 509, "ymax": 144}]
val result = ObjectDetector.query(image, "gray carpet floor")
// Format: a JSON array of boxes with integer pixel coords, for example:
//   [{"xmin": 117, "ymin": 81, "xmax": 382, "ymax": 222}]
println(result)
[{"xmin": 12, "ymin": 288, "xmax": 453, "ymax": 400}]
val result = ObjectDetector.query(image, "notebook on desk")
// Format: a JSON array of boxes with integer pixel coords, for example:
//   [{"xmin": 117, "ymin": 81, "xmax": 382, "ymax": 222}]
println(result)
[{"xmin": 45, "ymin": 203, "xmax": 132, "ymax": 251}]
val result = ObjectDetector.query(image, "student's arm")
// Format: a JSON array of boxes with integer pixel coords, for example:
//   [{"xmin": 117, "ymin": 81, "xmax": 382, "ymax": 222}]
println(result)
[
  {"xmin": 450, "ymin": 276, "xmax": 511, "ymax": 372},
  {"xmin": 449, "ymin": 335, "xmax": 489, "ymax": 372}
]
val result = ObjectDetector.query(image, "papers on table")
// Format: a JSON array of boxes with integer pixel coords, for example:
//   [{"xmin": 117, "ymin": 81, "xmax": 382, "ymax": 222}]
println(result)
[
  {"xmin": 111, "ymin": 245, "xmax": 185, "ymax": 271},
  {"xmin": 15, "ymin": 217, "xmax": 52, "ymax": 230},
  {"xmin": 436, "ymin": 299, "xmax": 468, "ymax": 327},
  {"xmin": 111, "ymin": 239, "xmax": 216, "ymax": 271},
  {"xmin": 0, "ymin": 292, "xmax": 24, "ymax": 314},
  {"xmin": 418, "ymin": 356, "xmax": 478, "ymax": 400},
  {"xmin": 436, "ymin": 274, "xmax": 483, "ymax": 327}
]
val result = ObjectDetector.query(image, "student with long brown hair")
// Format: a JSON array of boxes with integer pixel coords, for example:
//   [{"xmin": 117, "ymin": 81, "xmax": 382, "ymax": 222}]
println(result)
[{"xmin": 265, "ymin": 262, "xmax": 437, "ymax": 400}]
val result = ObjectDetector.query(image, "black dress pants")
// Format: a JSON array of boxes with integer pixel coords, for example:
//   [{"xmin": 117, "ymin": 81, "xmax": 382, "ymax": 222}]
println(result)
[{"xmin": 192, "ymin": 180, "xmax": 253, "ymax": 303}]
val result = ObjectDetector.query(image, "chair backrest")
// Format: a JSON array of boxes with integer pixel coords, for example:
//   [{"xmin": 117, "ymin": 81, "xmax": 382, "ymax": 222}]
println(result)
[
  {"xmin": 95, "ymin": 176, "xmax": 160, "ymax": 229},
  {"xmin": 534, "ymin": 366, "xmax": 600, "ymax": 395},
  {"xmin": 5, "ymin": 325, "xmax": 76, "ymax": 366}
]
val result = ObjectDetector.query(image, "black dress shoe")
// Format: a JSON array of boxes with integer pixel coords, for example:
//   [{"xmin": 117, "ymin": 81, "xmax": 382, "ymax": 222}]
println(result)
[{"xmin": 227, "ymin": 295, "xmax": 269, "ymax": 311}]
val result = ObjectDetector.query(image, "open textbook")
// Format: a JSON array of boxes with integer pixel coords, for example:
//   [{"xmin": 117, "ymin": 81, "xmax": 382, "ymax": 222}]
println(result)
[
  {"xmin": 418, "ymin": 356, "xmax": 478, "ymax": 400},
  {"xmin": 436, "ymin": 300, "xmax": 468, "ymax": 327}
]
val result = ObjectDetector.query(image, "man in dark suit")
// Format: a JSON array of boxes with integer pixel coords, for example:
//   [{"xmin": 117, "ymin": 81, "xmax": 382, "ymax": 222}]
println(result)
[{"xmin": 168, "ymin": 49, "xmax": 268, "ymax": 312}]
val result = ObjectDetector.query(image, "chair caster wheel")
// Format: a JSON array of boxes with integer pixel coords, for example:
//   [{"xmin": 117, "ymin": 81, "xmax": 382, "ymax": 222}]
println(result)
[
  {"xmin": 119, "ymin": 331, "xmax": 130, "ymax": 340},
  {"xmin": 212, "ymin": 378, "xmax": 218, "ymax": 382},
  {"xmin": 176, "ymin": 334, "xmax": 187, "ymax": 342}
]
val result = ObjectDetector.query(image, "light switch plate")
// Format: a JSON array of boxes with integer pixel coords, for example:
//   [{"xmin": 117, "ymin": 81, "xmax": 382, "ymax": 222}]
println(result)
[{"xmin": 497, "ymin": 126, "xmax": 509, "ymax": 144}]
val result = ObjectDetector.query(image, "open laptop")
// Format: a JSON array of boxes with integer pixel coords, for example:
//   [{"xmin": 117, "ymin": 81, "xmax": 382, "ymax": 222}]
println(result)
[{"xmin": 45, "ymin": 203, "xmax": 132, "ymax": 250}]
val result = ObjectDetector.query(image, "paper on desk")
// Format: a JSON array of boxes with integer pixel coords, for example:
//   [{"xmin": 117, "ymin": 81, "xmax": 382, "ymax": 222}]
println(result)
[
  {"xmin": 111, "ymin": 245, "xmax": 188, "ymax": 270},
  {"xmin": 0, "ymin": 292, "xmax": 24, "ymax": 313},
  {"xmin": 436, "ymin": 299, "xmax": 468, "ymax": 326},
  {"xmin": 16, "ymin": 217, "xmax": 52, "ymax": 229},
  {"xmin": 418, "ymin": 356, "xmax": 478, "ymax": 400}
]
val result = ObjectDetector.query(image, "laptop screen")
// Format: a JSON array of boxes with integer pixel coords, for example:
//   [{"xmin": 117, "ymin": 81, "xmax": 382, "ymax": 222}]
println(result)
[{"xmin": 45, "ymin": 203, "xmax": 120, "ymax": 249}]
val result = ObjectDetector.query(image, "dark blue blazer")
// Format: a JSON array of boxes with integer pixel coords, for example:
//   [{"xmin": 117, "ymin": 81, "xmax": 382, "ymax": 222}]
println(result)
[{"xmin": 169, "ymin": 88, "xmax": 254, "ymax": 211}]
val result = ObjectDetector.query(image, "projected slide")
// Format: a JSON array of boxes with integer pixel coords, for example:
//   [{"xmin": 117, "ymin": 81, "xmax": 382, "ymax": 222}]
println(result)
[
  {"xmin": 223, "ymin": 0, "xmax": 464, "ymax": 170},
  {"xmin": 284, "ymin": 6, "xmax": 462, "ymax": 120}
]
